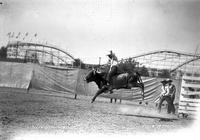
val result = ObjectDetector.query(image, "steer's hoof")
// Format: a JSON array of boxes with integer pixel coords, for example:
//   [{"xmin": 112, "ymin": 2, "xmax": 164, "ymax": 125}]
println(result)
[{"xmin": 109, "ymin": 91, "xmax": 113, "ymax": 94}]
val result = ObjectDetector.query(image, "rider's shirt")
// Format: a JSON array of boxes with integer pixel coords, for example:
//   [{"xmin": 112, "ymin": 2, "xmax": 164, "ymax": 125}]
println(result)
[{"xmin": 109, "ymin": 59, "xmax": 118, "ymax": 72}]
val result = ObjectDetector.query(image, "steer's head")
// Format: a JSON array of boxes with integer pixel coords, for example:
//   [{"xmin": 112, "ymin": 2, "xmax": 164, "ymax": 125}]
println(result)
[{"xmin": 85, "ymin": 69, "xmax": 98, "ymax": 83}]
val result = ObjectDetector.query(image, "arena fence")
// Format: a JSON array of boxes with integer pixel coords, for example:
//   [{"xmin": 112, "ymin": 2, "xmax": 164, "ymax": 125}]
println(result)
[{"xmin": 0, "ymin": 62, "xmax": 165, "ymax": 103}]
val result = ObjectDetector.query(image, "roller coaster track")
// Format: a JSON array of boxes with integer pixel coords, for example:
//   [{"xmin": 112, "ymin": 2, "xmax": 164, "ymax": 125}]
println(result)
[
  {"xmin": 120, "ymin": 49, "xmax": 200, "ymax": 73},
  {"xmin": 121, "ymin": 50, "xmax": 200, "ymax": 60},
  {"xmin": 7, "ymin": 41, "xmax": 75, "ymax": 60},
  {"xmin": 6, "ymin": 41, "xmax": 76, "ymax": 66},
  {"xmin": 25, "ymin": 49, "xmax": 68, "ymax": 64},
  {"xmin": 6, "ymin": 41, "xmax": 200, "ymax": 72},
  {"xmin": 170, "ymin": 57, "xmax": 200, "ymax": 72}
]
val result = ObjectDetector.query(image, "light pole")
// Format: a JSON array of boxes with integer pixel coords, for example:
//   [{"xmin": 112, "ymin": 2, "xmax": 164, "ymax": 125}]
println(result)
[{"xmin": 99, "ymin": 57, "xmax": 101, "ymax": 66}]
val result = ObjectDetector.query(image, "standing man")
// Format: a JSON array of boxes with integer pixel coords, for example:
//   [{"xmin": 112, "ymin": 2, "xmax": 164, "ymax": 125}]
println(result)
[
  {"xmin": 158, "ymin": 79, "xmax": 175, "ymax": 114},
  {"xmin": 166, "ymin": 79, "xmax": 176, "ymax": 114}
]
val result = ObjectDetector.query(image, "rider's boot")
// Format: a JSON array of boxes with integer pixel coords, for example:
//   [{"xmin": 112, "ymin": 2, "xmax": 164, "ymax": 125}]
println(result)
[
  {"xmin": 107, "ymin": 80, "xmax": 113, "ymax": 94},
  {"xmin": 108, "ymin": 85, "xmax": 113, "ymax": 94}
]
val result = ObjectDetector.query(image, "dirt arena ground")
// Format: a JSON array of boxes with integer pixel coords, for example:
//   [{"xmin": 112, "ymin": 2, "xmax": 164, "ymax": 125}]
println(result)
[{"xmin": 0, "ymin": 89, "xmax": 196, "ymax": 140}]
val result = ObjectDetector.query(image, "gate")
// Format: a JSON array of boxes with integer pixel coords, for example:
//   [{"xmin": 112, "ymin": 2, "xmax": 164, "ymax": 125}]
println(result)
[{"xmin": 178, "ymin": 75, "xmax": 200, "ymax": 118}]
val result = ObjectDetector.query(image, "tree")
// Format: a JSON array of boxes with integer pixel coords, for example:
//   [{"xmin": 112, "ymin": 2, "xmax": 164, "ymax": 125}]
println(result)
[
  {"xmin": 0, "ymin": 46, "xmax": 7, "ymax": 58},
  {"xmin": 138, "ymin": 66, "xmax": 149, "ymax": 77},
  {"xmin": 73, "ymin": 58, "xmax": 85, "ymax": 69},
  {"xmin": 118, "ymin": 58, "xmax": 137, "ymax": 73},
  {"xmin": 159, "ymin": 69, "xmax": 171, "ymax": 78}
]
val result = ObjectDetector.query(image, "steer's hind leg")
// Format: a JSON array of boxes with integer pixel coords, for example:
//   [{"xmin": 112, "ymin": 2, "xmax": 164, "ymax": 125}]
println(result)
[{"xmin": 130, "ymin": 82, "xmax": 145, "ymax": 104}]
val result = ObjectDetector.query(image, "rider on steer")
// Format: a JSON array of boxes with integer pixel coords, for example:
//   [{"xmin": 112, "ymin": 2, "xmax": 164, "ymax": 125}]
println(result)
[{"xmin": 106, "ymin": 50, "xmax": 120, "ymax": 93}]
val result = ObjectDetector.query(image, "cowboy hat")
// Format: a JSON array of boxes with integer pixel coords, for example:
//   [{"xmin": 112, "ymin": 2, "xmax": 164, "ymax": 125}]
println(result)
[
  {"xmin": 160, "ymin": 80, "xmax": 167, "ymax": 84},
  {"xmin": 166, "ymin": 79, "xmax": 173, "ymax": 83}
]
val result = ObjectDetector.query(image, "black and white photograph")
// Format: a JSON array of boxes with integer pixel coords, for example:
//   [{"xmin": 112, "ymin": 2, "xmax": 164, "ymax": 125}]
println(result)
[{"xmin": 0, "ymin": 0, "xmax": 200, "ymax": 140}]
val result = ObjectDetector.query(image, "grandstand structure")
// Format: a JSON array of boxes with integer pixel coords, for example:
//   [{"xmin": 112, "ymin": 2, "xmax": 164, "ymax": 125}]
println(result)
[{"xmin": 6, "ymin": 41, "xmax": 76, "ymax": 67}]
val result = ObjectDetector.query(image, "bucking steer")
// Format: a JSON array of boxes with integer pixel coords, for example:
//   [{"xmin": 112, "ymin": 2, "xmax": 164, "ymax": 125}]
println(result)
[{"xmin": 85, "ymin": 69, "xmax": 145, "ymax": 103}]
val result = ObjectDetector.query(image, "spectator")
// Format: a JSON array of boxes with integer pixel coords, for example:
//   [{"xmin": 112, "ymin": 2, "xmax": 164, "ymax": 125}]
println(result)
[{"xmin": 166, "ymin": 79, "xmax": 176, "ymax": 114}]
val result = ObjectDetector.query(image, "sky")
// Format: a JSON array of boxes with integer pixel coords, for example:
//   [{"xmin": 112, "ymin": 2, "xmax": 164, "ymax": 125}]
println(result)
[{"xmin": 0, "ymin": 0, "xmax": 200, "ymax": 64}]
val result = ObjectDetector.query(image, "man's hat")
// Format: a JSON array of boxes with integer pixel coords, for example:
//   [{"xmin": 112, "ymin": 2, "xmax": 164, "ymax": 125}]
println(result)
[
  {"xmin": 160, "ymin": 80, "xmax": 167, "ymax": 84},
  {"xmin": 166, "ymin": 79, "xmax": 173, "ymax": 83}
]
